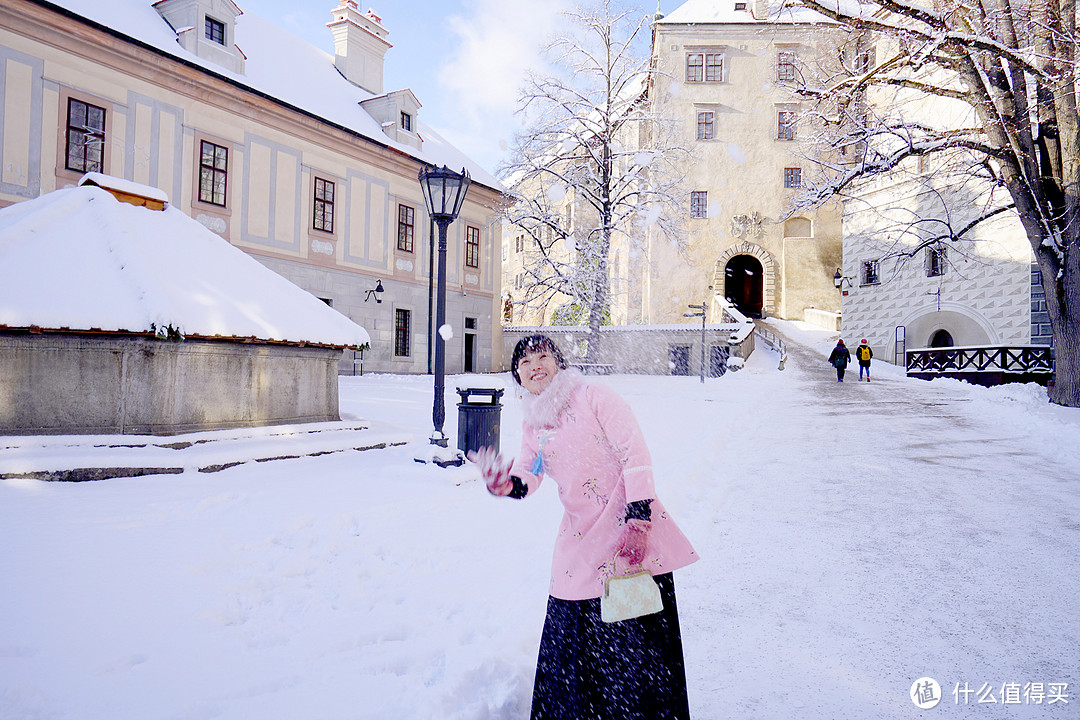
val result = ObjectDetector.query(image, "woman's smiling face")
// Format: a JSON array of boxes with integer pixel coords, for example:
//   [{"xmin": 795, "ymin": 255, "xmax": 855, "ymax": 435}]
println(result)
[{"xmin": 517, "ymin": 350, "xmax": 561, "ymax": 395}]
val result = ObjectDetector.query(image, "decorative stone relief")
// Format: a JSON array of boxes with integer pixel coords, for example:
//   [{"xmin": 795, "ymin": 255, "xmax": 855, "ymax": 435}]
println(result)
[{"xmin": 731, "ymin": 212, "xmax": 765, "ymax": 240}]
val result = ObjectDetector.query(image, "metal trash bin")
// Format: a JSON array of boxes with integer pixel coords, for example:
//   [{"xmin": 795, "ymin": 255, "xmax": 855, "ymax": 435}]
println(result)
[{"xmin": 456, "ymin": 387, "xmax": 504, "ymax": 456}]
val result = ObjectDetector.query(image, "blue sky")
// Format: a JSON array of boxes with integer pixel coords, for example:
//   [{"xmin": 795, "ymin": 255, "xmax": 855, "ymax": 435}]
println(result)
[{"xmin": 238, "ymin": 0, "xmax": 686, "ymax": 175}]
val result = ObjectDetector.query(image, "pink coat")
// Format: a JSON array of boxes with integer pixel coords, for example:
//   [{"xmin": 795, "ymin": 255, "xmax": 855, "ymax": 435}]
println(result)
[{"xmin": 510, "ymin": 369, "xmax": 698, "ymax": 600}]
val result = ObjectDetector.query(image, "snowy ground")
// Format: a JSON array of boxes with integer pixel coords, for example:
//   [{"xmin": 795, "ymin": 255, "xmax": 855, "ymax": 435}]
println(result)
[{"xmin": 2, "ymin": 320, "xmax": 1078, "ymax": 719}]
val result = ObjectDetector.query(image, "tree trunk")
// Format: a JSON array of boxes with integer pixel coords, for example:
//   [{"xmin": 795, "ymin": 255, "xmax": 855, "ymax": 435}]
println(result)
[{"xmin": 1040, "ymin": 233, "xmax": 1080, "ymax": 406}]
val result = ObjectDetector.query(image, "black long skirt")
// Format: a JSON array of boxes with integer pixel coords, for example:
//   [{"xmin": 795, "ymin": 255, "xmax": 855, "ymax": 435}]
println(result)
[{"xmin": 530, "ymin": 572, "xmax": 691, "ymax": 720}]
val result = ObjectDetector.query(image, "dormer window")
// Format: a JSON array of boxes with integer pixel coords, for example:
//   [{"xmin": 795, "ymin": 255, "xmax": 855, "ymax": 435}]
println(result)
[
  {"xmin": 401, "ymin": 112, "xmax": 412, "ymax": 132},
  {"xmin": 205, "ymin": 16, "xmax": 225, "ymax": 46},
  {"xmin": 155, "ymin": 0, "xmax": 244, "ymax": 73},
  {"xmin": 735, "ymin": 2, "xmax": 747, "ymax": 9}
]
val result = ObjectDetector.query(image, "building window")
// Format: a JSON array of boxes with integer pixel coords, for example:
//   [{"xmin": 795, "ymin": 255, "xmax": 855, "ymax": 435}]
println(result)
[
  {"xmin": 862, "ymin": 259, "xmax": 880, "ymax": 285},
  {"xmin": 687, "ymin": 53, "xmax": 723, "ymax": 83},
  {"xmin": 401, "ymin": 111, "xmax": 412, "ymax": 132},
  {"xmin": 397, "ymin": 204, "xmax": 415, "ymax": 252},
  {"xmin": 465, "ymin": 226, "xmax": 480, "ymax": 268},
  {"xmin": 205, "ymin": 16, "xmax": 226, "ymax": 45},
  {"xmin": 857, "ymin": 47, "xmax": 876, "ymax": 73},
  {"xmin": 65, "ymin": 98, "xmax": 106, "ymax": 173},
  {"xmin": 777, "ymin": 111, "xmax": 796, "ymax": 140},
  {"xmin": 313, "ymin": 177, "xmax": 334, "ymax": 233},
  {"xmin": 777, "ymin": 51, "xmax": 797, "ymax": 81},
  {"xmin": 690, "ymin": 191, "xmax": 708, "ymax": 218},
  {"xmin": 394, "ymin": 309, "xmax": 411, "ymax": 357},
  {"xmin": 515, "ymin": 234, "xmax": 524, "ymax": 253},
  {"xmin": 697, "ymin": 111, "xmax": 715, "ymax": 140},
  {"xmin": 926, "ymin": 246, "xmax": 947, "ymax": 277},
  {"xmin": 198, "ymin": 140, "xmax": 228, "ymax": 206},
  {"xmin": 735, "ymin": 1, "xmax": 747, "ymax": 9},
  {"xmin": 784, "ymin": 167, "xmax": 802, "ymax": 188}
]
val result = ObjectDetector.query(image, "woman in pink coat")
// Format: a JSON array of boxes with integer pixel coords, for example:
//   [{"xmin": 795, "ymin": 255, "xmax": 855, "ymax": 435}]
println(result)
[{"xmin": 471, "ymin": 334, "xmax": 698, "ymax": 720}]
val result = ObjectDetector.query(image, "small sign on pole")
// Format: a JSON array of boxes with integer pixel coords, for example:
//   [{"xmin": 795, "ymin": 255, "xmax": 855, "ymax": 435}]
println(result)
[{"xmin": 683, "ymin": 301, "xmax": 707, "ymax": 384}]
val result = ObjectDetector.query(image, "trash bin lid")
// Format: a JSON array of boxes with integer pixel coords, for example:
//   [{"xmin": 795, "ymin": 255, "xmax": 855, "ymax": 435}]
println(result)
[{"xmin": 456, "ymin": 387, "xmax": 504, "ymax": 404}]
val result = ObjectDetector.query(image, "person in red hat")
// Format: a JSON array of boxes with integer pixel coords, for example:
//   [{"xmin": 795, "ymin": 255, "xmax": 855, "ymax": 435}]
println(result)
[
  {"xmin": 856, "ymin": 339, "xmax": 874, "ymax": 382},
  {"xmin": 828, "ymin": 338, "xmax": 851, "ymax": 382}
]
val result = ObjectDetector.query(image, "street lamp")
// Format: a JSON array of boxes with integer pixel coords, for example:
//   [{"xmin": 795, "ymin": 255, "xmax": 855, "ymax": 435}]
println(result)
[
  {"xmin": 833, "ymin": 267, "xmax": 852, "ymax": 291},
  {"xmin": 417, "ymin": 164, "xmax": 471, "ymax": 465}
]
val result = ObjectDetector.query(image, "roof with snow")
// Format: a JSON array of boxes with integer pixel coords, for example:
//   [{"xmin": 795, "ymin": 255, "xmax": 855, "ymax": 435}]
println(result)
[
  {"xmin": 40, "ymin": 0, "xmax": 501, "ymax": 191},
  {"xmin": 0, "ymin": 179, "xmax": 370, "ymax": 348},
  {"xmin": 659, "ymin": 0, "xmax": 838, "ymax": 25}
]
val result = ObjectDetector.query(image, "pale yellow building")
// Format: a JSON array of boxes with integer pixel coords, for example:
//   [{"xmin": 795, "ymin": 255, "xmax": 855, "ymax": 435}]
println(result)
[
  {"xmin": 0, "ymin": 0, "xmax": 506, "ymax": 374},
  {"xmin": 647, "ymin": 0, "xmax": 845, "ymax": 324}
]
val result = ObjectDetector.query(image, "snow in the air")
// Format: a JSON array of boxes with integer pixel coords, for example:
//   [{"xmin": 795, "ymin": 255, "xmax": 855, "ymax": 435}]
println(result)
[{"xmin": 2, "ymin": 320, "xmax": 1078, "ymax": 719}]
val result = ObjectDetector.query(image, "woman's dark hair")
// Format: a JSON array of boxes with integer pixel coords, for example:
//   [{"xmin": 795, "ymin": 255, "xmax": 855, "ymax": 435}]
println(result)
[{"xmin": 510, "ymin": 334, "xmax": 569, "ymax": 385}]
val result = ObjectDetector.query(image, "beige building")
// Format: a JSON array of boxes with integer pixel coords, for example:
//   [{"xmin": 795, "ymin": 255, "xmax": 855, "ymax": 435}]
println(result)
[
  {"xmin": 647, "ymin": 0, "xmax": 845, "ymax": 325},
  {"xmin": 0, "ymin": 0, "xmax": 505, "ymax": 374}
]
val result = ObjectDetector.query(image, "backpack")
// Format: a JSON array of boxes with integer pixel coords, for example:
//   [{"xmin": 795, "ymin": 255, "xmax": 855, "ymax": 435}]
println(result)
[
  {"xmin": 857, "ymin": 345, "xmax": 871, "ymax": 361},
  {"xmin": 833, "ymin": 352, "xmax": 847, "ymax": 368}
]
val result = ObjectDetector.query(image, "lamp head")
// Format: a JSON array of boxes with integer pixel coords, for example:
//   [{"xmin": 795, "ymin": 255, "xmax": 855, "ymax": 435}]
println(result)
[{"xmin": 418, "ymin": 165, "xmax": 471, "ymax": 222}]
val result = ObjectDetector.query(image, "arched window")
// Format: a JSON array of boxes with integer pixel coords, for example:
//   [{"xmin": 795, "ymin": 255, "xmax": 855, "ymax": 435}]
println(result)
[{"xmin": 784, "ymin": 216, "xmax": 812, "ymax": 238}]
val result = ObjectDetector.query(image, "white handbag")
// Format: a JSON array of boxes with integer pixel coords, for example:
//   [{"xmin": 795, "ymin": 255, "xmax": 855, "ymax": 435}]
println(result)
[{"xmin": 600, "ymin": 571, "xmax": 664, "ymax": 623}]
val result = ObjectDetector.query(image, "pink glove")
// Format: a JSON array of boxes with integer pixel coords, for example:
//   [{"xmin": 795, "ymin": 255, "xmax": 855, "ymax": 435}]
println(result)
[
  {"xmin": 617, "ymin": 518, "xmax": 652, "ymax": 565},
  {"xmin": 467, "ymin": 447, "xmax": 513, "ymax": 497}
]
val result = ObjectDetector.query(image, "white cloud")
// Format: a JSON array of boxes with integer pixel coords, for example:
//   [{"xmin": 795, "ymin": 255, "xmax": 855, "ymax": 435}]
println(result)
[{"xmin": 435, "ymin": 0, "xmax": 573, "ymax": 170}]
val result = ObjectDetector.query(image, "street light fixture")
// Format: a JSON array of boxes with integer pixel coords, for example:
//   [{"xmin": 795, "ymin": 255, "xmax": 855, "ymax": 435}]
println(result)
[
  {"xmin": 417, "ymin": 164, "xmax": 471, "ymax": 465},
  {"xmin": 833, "ymin": 267, "xmax": 852, "ymax": 291},
  {"xmin": 364, "ymin": 279, "xmax": 384, "ymax": 303}
]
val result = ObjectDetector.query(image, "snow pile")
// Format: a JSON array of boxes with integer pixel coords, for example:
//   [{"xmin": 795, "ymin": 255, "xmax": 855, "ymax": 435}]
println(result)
[{"xmin": 0, "ymin": 184, "xmax": 369, "ymax": 348}]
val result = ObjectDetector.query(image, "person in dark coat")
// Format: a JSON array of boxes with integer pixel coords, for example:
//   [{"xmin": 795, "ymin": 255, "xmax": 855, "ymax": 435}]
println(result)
[
  {"xmin": 828, "ymin": 339, "xmax": 851, "ymax": 382},
  {"xmin": 856, "ymin": 339, "xmax": 874, "ymax": 382}
]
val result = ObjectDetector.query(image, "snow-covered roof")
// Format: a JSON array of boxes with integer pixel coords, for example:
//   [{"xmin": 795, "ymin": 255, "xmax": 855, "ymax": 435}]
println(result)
[
  {"xmin": 43, "ymin": 0, "xmax": 501, "ymax": 192},
  {"xmin": 659, "ymin": 0, "xmax": 837, "ymax": 25},
  {"xmin": 0, "ymin": 181, "xmax": 370, "ymax": 348}
]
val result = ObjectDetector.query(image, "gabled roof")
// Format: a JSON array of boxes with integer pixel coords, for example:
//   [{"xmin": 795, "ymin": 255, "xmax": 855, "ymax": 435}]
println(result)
[
  {"xmin": 0, "ymin": 180, "xmax": 370, "ymax": 348},
  {"xmin": 36, "ymin": 0, "xmax": 501, "ymax": 191}
]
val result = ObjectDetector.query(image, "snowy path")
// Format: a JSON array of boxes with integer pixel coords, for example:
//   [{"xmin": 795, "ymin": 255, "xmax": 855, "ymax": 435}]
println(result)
[
  {"xmin": 1, "ymin": 321, "xmax": 1078, "ymax": 719},
  {"xmin": 671, "ymin": 326, "xmax": 1080, "ymax": 718}
]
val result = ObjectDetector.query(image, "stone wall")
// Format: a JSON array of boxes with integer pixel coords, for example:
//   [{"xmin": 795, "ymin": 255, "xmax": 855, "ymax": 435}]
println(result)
[
  {"xmin": 0, "ymin": 333, "xmax": 341, "ymax": 435},
  {"xmin": 502, "ymin": 325, "xmax": 755, "ymax": 376}
]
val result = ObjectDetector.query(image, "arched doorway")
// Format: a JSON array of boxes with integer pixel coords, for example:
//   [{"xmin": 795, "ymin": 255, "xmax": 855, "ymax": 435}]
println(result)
[
  {"xmin": 930, "ymin": 329, "xmax": 954, "ymax": 347},
  {"xmin": 725, "ymin": 255, "xmax": 764, "ymax": 318}
]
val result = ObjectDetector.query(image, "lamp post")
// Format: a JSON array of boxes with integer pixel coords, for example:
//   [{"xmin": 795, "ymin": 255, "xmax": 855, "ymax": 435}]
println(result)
[{"xmin": 417, "ymin": 164, "xmax": 471, "ymax": 463}]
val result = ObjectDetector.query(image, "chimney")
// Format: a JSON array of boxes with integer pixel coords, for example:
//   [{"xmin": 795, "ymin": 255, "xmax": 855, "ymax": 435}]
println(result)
[
  {"xmin": 327, "ymin": 1, "xmax": 391, "ymax": 94},
  {"xmin": 751, "ymin": 0, "xmax": 770, "ymax": 20}
]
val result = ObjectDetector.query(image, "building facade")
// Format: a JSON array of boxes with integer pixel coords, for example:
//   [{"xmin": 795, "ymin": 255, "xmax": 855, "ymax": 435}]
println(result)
[
  {"xmin": 833, "ymin": 57, "xmax": 1051, "ymax": 365},
  {"xmin": 0, "ymin": 0, "xmax": 505, "ymax": 375},
  {"xmin": 647, "ymin": 0, "xmax": 845, "ymax": 325}
]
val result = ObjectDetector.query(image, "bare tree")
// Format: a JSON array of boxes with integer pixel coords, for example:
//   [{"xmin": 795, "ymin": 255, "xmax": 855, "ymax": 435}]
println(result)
[
  {"xmin": 500, "ymin": 0, "xmax": 687, "ymax": 362},
  {"xmin": 786, "ymin": 0, "xmax": 1080, "ymax": 406}
]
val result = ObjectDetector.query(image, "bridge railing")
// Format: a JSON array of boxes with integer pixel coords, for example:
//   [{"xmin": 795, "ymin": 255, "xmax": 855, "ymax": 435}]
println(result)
[{"xmin": 906, "ymin": 345, "xmax": 1053, "ymax": 375}]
